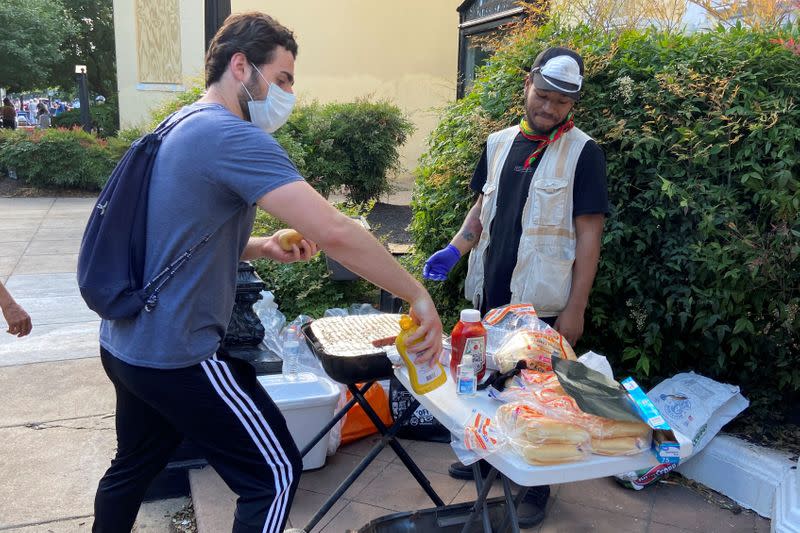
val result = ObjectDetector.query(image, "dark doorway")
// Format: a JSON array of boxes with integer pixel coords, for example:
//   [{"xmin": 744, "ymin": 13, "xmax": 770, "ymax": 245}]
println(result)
[
  {"xmin": 205, "ymin": 0, "xmax": 231, "ymax": 50},
  {"xmin": 456, "ymin": 0, "xmax": 539, "ymax": 98}
]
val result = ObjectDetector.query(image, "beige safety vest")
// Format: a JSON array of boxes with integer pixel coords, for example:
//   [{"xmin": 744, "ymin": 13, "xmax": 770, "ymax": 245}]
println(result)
[{"xmin": 464, "ymin": 125, "xmax": 591, "ymax": 317}]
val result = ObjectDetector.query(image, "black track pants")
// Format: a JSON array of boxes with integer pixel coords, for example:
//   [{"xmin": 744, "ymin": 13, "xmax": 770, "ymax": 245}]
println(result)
[{"xmin": 93, "ymin": 348, "xmax": 302, "ymax": 533}]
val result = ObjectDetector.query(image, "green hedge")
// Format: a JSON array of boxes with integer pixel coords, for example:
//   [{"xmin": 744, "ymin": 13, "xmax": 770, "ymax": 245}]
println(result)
[
  {"xmin": 411, "ymin": 22, "xmax": 800, "ymax": 419},
  {"xmin": 0, "ymin": 127, "xmax": 124, "ymax": 190}
]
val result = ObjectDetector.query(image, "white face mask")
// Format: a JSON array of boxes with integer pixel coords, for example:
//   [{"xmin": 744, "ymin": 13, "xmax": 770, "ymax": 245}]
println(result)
[{"xmin": 241, "ymin": 62, "xmax": 296, "ymax": 133}]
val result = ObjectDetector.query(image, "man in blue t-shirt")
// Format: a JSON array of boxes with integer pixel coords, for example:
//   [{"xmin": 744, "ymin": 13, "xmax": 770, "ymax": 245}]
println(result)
[
  {"xmin": 423, "ymin": 47, "xmax": 609, "ymax": 527},
  {"xmin": 92, "ymin": 13, "xmax": 443, "ymax": 533}
]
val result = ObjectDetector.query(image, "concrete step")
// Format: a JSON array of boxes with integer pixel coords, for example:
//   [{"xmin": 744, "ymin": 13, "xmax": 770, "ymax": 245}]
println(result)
[
  {"xmin": 189, "ymin": 467, "xmax": 236, "ymax": 533},
  {"xmin": 677, "ymin": 434, "xmax": 797, "ymax": 524}
]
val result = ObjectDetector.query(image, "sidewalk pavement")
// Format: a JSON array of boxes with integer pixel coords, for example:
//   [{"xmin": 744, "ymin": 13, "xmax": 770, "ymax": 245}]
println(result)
[{"xmin": 0, "ymin": 196, "xmax": 770, "ymax": 532}]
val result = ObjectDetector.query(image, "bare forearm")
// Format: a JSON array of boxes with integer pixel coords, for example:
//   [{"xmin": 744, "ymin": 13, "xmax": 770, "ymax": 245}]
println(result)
[
  {"xmin": 0, "ymin": 282, "xmax": 15, "ymax": 310},
  {"xmin": 241, "ymin": 237, "xmax": 268, "ymax": 261},
  {"xmin": 256, "ymin": 182, "xmax": 427, "ymax": 304},
  {"xmin": 565, "ymin": 215, "xmax": 605, "ymax": 311},
  {"xmin": 567, "ymin": 242, "xmax": 600, "ymax": 312},
  {"xmin": 450, "ymin": 197, "xmax": 483, "ymax": 255}
]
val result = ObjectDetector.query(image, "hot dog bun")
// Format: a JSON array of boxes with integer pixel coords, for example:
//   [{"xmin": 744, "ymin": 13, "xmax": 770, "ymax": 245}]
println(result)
[
  {"xmin": 276, "ymin": 229, "xmax": 304, "ymax": 251},
  {"xmin": 591, "ymin": 436, "xmax": 651, "ymax": 456},
  {"xmin": 522, "ymin": 443, "xmax": 586, "ymax": 465}
]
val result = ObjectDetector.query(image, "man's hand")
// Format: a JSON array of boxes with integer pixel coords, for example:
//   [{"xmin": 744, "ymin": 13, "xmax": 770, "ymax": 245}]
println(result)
[
  {"xmin": 423, "ymin": 244, "xmax": 461, "ymax": 281},
  {"xmin": 554, "ymin": 305, "xmax": 584, "ymax": 347},
  {"xmin": 404, "ymin": 295, "xmax": 443, "ymax": 367},
  {"xmin": 260, "ymin": 233, "xmax": 319, "ymax": 263},
  {"xmin": 3, "ymin": 302, "xmax": 32, "ymax": 337}
]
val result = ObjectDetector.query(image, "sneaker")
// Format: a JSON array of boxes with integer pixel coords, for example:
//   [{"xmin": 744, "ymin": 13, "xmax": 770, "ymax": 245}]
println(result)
[
  {"xmin": 447, "ymin": 459, "xmax": 491, "ymax": 480},
  {"xmin": 517, "ymin": 485, "xmax": 550, "ymax": 528},
  {"xmin": 448, "ymin": 461, "xmax": 550, "ymax": 528}
]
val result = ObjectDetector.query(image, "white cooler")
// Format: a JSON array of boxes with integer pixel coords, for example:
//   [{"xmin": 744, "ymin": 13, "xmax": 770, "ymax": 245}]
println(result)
[{"xmin": 257, "ymin": 372, "xmax": 340, "ymax": 471}]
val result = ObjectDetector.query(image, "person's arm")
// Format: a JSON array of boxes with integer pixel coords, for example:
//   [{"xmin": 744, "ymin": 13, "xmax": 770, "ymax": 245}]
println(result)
[
  {"xmin": 240, "ymin": 235, "xmax": 318, "ymax": 263},
  {"xmin": 554, "ymin": 214, "xmax": 604, "ymax": 346},
  {"xmin": 256, "ymin": 181, "xmax": 442, "ymax": 364},
  {"xmin": 0, "ymin": 281, "xmax": 32, "ymax": 337},
  {"xmin": 422, "ymin": 195, "xmax": 483, "ymax": 281},
  {"xmin": 450, "ymin": 195, "xmax": 484, "ymax": 255}
]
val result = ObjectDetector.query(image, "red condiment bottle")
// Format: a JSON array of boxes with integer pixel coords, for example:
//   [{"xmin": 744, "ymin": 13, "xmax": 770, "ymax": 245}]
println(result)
[{"xmin": 450, "ymin": 309, "xmax": 487, "ymax": 381}]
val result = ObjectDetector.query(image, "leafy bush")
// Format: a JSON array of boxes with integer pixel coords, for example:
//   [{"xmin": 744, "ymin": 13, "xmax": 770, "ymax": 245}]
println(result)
[
  {"xmin": 411, "ymin": 22, "xmax": 800, "ymax": 419},
  {"xmin": 0, "ymin": 127, "xmax": 117, "ymax": 190},
  {"xmin": 249, "ymin": 206, "xmax": 378, "ymax": 319},
  {"xmin": 281, "ymin": 100, "xmax": 414, "ymax": 203},
  {"xmin": 52, "ymin": 96, "xmax": 120, "ymax": 137}
]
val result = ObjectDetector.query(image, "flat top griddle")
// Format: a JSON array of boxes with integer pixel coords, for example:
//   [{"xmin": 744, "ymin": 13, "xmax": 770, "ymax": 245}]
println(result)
[{"xmin": 302, "ymin": 314, "xmax": 402, "ymax": 384}]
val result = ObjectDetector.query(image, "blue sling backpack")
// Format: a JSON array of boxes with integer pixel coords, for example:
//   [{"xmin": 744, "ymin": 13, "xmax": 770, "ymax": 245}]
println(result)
[{"xmin": 77, "ymin": 107, "xmax": 210, "ymax": 320}]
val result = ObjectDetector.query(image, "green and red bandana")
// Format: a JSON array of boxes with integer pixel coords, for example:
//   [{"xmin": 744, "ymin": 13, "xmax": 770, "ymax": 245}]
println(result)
[{"xmin": 519, "ymin": 113, "xmax": 574, "ymax": 168}]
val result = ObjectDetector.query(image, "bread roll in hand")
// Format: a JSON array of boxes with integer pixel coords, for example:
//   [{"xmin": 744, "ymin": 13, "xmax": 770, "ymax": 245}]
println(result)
[{"xmin": 275, "ymin": 229, "xmax": 305, "ymax": 251}]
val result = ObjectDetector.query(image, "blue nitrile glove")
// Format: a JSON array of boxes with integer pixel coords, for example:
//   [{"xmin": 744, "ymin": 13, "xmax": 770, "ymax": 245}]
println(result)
[{"xmin": 423, "ymin": 244, "xmax": 462, "ymax": 281}]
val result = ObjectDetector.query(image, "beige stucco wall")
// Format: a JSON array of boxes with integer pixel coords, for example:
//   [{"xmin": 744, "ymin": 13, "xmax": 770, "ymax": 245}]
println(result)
[
  {"xmin": 113, "ymin": 0, "xmax": 205, "ymax": 130},
  {"xmin": 232, "ymin": 0, "xmax": 461, "ymax": 176},
  {"xmin": 114, "ymin": 1, "xmax": 461, "ymax": 174}
]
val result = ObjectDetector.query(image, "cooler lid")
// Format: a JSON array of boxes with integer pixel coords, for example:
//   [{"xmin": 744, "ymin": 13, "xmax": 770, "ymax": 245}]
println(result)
[{"xmin": 257, "ymin": 373, "xmax": 340, "ymax": 409}]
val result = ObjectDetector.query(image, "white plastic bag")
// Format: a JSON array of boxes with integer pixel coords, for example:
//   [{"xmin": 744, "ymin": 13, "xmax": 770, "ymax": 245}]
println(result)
[
  {"xmin": 647, "ymin": 372, "xmax": 748, "ymax": 455},
  {"xmin": 254, "ymin": 291, "xmax": 286, "ymax": 358},
  {"xmin": 615, "ymin": 372, "xmax": 748, "ymax": 490}
]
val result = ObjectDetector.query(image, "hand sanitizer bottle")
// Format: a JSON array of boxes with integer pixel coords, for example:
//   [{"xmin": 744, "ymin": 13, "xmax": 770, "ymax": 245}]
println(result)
[{"xmin": 457, "ymin": 351, "xmax": 477, "ymax": 396}]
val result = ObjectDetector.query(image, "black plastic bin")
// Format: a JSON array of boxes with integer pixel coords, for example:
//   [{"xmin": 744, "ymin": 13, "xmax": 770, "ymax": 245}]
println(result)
[{"xmin": 356, "ymin": 497, "xmax": 510, "ymax": 532}]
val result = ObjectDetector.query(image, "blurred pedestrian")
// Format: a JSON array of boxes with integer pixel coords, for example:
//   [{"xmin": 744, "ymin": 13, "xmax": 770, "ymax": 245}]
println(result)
[
  {"xmin": 1, "ymin": 98, "xmax": 16, "ymax": 129},
  {"xmin": 36, "ymin": 102, "xmax": 51, "ymax": 129}
]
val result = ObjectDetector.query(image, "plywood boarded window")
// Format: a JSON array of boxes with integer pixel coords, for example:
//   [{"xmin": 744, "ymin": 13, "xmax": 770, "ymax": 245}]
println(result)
[{"xmin": 136, "ymin": 0, "xmax": 182, "ymax": 84}]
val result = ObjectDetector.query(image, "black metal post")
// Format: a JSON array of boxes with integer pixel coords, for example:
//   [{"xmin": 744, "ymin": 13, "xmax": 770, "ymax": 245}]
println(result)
[
  {"xmin": 220, "ymin": 261, "xmax": 282, "ymax": 374},
  {"xmin": 76, "ymin": 70, "xmax": 91, "ymax": 133}
]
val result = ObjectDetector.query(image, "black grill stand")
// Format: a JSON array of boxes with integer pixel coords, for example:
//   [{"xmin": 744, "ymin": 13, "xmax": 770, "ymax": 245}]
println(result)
[{"xmin": 299, "ymin": 381, "xmax": 445, "ymax": 532}]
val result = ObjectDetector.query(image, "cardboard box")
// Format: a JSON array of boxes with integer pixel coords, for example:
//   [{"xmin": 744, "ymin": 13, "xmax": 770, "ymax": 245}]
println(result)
[{"xmin": 621, "ymin": 376, "xmax": 692, "ymax": 464}]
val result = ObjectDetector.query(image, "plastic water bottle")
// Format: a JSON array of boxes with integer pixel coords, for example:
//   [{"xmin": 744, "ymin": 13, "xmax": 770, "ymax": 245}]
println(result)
[
  {"xmin": 282, "ymin": 325, "xmax": 300, "ymax": 381},
  {"xmin": 282, "ymin": 340, "xmax": 300, "ymax": 381}
]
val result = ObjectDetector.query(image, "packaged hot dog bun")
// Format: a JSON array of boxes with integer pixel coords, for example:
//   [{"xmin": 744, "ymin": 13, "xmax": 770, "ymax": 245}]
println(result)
[
  {"xmin": 522, "ymin": 443, "xmax": 587, "ymax": 465},
  {"xmin": 495, "ymin": 329, "xmax": 577, "ymax": 373},
  {"xmin": 496, "ymin": 403, "xmax": 591, "ymax": 445},
  {"xmin": 523, "ymin": 419, "xmax": 591, "ymax": 445},
  {"xmin": 592, "ymin": 436, "xmax": 651, "ymax": 456},
  {"xmin": 275, "ymin": 229, "xmax": 304, "ymax": 251},
  {"xmin": 595, "ymin": 419, "xmax": 651, "ymax": 439}
]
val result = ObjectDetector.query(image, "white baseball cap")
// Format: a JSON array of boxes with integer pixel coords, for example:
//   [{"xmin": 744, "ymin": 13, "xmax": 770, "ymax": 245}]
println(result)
[{"xmin": 530, "ymin": 47, "xmax": 584, "ymax": 100}]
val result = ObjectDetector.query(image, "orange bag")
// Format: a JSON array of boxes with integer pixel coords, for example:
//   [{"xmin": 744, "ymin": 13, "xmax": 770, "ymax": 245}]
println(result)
[{"xmin": 341, "ymin": 382, "xmax": 393, "ymax": 445}]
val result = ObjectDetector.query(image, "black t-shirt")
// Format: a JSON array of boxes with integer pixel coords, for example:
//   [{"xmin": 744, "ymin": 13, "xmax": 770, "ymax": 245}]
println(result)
[{"xmin": 469, "ymin": 132, "xmax": 609, "ymax": 314}]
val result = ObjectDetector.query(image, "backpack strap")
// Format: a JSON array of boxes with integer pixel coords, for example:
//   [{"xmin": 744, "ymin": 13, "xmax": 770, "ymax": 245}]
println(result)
[
  {"xmin": 137, "ymin": 103, "xmax": 230, "ymax": 313},
  {"xmin": 152, "ymin": 105, "xmax": 209, "ymax": 139}
]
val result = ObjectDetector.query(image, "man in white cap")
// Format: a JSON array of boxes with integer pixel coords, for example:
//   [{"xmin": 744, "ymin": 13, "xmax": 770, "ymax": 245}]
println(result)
[{"xmin": 423, "ymin": 46, "xmax": 608, "ymax": 526}]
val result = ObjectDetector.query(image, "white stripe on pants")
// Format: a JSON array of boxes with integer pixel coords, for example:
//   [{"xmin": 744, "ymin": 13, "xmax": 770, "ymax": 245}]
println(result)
[{"xmin": 201, "ymin": 358, "xmax": 294, "ymax": 533}]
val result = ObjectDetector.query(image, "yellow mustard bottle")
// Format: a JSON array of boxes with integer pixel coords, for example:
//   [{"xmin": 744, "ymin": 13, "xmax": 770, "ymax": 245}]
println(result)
[{"xmin": 396, "ymin": 314, "xmax": 447, "ymax": 394}]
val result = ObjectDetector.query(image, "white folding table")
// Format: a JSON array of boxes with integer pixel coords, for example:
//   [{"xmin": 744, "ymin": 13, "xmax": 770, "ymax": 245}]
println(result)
[{"xmin": 395, "ymin": 366, "xmax": 659, "ymax": 532}]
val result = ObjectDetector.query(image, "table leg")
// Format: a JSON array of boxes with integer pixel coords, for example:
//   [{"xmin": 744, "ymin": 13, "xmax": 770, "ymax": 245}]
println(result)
[
  {"xmin": 302, "ymin": 385, "xmax": 444, "ymax": 532},
  {"xmin": 349, "ymin": 384, "xmax": 445, "ymax": 507},
  {"xmin": 499, "ymin": 475, "xmax": 521, "ymax": 533},
  {"xmin": 298, "ymin": 381, "xmax": 373, "ymax": 459},
  {"xmin": 302, "ymin": 430, "xmax": 386, "ymax": 532},
  {"xmin": 460, "ymin": 466, "xmax": 498, "ymax": 533}
]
